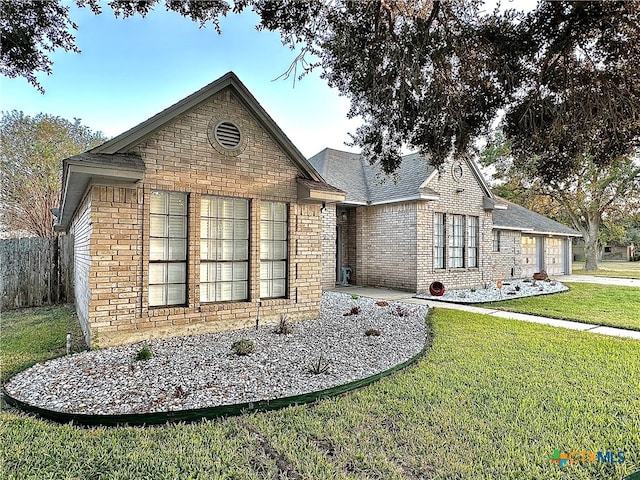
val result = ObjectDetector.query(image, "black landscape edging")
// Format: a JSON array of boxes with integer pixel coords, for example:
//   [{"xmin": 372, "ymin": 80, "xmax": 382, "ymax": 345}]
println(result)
[{"xmin": 2, "ymin": 335, "xmax": 429, "ymax": 427}]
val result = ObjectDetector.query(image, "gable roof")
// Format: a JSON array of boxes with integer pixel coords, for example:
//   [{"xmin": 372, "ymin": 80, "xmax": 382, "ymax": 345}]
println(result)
[
  {"xmin": 308, "ymin": 148, "xmax": 441, "ymax": 205},
  {"xmin": 56, "ymin": 72, "xmax": 343, "ymax": 231},
  {"xmin": 492, "ymin": 198, "xmax": 581, "ymax": 237},
  {"xmin": 91, "ymin": 72, "xmax": 322, "ymax": 182}
]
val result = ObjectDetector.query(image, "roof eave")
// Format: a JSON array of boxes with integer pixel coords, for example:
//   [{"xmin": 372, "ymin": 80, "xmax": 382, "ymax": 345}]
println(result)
[{"xmin": 56, "ymin": 164, "xmax": 144, "ymax": 232}]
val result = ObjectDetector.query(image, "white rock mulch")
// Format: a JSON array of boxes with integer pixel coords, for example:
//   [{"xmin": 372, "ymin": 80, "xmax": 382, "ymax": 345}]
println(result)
[
  {"xmin": 415, "ymin": 279, "xmax": 569, "ymax": 303},
  {"xmin": 4, "ymin": 292, "xmax": 428, "ymax": 416}
]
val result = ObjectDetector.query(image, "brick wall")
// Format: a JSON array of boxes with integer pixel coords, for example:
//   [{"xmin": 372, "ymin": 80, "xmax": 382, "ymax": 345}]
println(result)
[
  {"xmin": 69, "ymin": 192, "xmax": 92, "ymax": 344},
  {"xmin": 77, "ymin": 88, "xmax": 324, "ymax": 347},
  {"xmin": 321, "ymin": 204, "xmax": 337, "ymax": 289},
  {"xmin": 491, "ymin": 229, "xmax": 522, "ymax": 281},
  {"xmin": 355, "ymin": 202, "xmax": 418, "ymax": 291}
]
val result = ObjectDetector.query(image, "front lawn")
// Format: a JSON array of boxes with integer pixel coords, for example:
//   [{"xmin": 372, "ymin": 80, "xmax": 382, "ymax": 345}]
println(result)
[
  {"xmin": 1, "ymin": 306, "xmax": 638, "ymax": 479},
  {"xmin": 0, "ymin": 304, "xmax": 85, "ymax": 382},
  {"xmin": 481, "ymin": 282, "xmax": 640, "ymax": 331},
  {"xmin": 572, "ymin": 261, "xmax": 640, "ymax": 279}
]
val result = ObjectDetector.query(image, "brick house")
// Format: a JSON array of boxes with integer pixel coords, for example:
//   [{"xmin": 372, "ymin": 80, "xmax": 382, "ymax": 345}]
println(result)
[
  {"xmin": 56, "ymin": 73, "xmax": 580, "ymax": 347},
  {"xmin": 55, "ymin": 73, "xmax": 345, "ymax": 347},
  {"xmin": 309, "ymin": 148, "xmax": 580, "ymax": 292}
]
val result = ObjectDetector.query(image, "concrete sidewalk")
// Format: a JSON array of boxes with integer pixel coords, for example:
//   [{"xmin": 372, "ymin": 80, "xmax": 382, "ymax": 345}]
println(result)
[
  {"xmin": 333, "ymin": 285, "xmax": 640, "ymax": 340},
  {"xmin": 557, "ymin": 274, "xmax": 640, "ymax": 287}
]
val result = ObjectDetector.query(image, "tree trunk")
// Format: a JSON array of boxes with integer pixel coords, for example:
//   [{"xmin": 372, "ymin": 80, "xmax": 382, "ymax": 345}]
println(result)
[{"xmin": 583, "ymin": 217, "xmax": 600, "ymax": 271}]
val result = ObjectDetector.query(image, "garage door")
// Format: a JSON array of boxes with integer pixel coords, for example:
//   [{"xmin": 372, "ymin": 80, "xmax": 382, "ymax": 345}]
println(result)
[
  {"xmin": 546, "ymin": 238, "xmax": 564, "ymax": 275},
  {"xmin": 521, "ymin": 236, "xmax": 537, "ymax": 277}
]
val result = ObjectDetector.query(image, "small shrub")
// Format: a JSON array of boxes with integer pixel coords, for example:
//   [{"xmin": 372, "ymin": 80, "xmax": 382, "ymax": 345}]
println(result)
[
  {"xmin": 375, "ymin": 300, "xmax": 389, "ymax": 307},
  {"xmin": 515, "ymin": 285, "xmax": 521, "ymax": 292},
  {"xmin": 351, "ymin": 294, "xmax": 360, "ymax": 300},
  {"xmin": 273, "ymin": 315, "xmax": 293, "ymax": 335},
  {"xmin": 365, "ymin": 328, "xmax": 381, "ymax": 337},
  {"xmin": 470, "ymin": 288, "xmax": 476, "ymax": 293},
  {"xmin": 308, "ymin": 354, "xmax": 331, "ymax": 375},
  {"xmin": 232, "ymin": 339, "xmax": 255, "ymax": 356},
  {"xmin": 392, "ymin": 305, "xmax": 407, "ymax": 317},
  {"xmin": 343, "ymin": 306, "xmax": 361, "ymax": 316},
  {"xmin": 135, "ymin": 345, "xmax": 152, "ymax": 361}
]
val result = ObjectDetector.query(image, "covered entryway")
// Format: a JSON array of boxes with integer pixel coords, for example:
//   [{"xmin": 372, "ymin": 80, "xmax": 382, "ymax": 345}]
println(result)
[{"xmin": 335, "ymin": 207, "xmax": 357, "ymax": 285}]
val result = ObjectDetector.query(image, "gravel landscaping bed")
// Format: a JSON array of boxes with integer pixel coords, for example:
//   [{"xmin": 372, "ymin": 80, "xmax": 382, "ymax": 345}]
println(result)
[
  {"xmin": 4, "ymin": 292, "xmax": 428, "ymax": 416},
  {"xmin": 415, "ymin": 279, "xmax": 569, "ymax": 303}
]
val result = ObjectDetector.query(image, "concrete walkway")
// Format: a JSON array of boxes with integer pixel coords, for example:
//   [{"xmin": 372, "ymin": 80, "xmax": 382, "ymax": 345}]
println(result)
[
  {"xmin": 557, "ymin": 274, "xmax": 640, "ymax": 287},
  {"xmin": 333, "ymin": 285, "xmax": 640, "ymax": 340}
]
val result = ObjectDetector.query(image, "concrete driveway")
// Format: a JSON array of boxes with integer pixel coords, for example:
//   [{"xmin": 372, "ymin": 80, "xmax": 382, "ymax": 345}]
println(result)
[{"xmin": 556, "ymin": 274, "xmax": 640, "ymax": 287}]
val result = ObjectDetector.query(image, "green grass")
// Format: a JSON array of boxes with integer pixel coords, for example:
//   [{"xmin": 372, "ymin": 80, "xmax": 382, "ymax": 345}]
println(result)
[
  {"xmin": 481, "ymin": 282, "xmax": 640, "ymax": 331},
  {"xmin": 2, "ymin": 307, "xmax": 639, "ymax": 479},
  {"xmin": 572, "ymin": 261, "xmax": 640, "ymax": 279},
  {"xmin": 0, "ymin": 304, "xmax": 86, "ymax": 382}
]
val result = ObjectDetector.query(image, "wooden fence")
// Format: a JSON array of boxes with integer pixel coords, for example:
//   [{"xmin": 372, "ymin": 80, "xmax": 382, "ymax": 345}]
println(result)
[{"xmin": 1, "ymin": 235, "xmax": 73, "ymax": 310}]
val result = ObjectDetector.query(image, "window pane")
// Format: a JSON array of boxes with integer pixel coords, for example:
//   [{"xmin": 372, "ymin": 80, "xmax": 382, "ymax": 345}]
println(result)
[
  {"xmin": 273, "ymin": 203, "xmax": 286, "ymax": 221},
  {"xmin": 272, "ymin": 241, "xmax": 287, "ymax": 259},
  {"xmin": 273, "ymin": 222, "xmax": 286, "ymax": 240},
  {"xmin": 200, "ymin": 282, "xmax": 212, "ymax": 303},
  {"xmin": 233, "ymin": 240, "xmax": 248, "ymax": 261},
  {"xmin": 220, "ymin": 198, "xmax": 234, "ymax": 218},
  {"xmin": 150, "ymin": 238, "xmax": 167, "ymax": 261},
  {"xmin": 218, "ymin": 219, "xmax": 234, "ymax": 239},
  {"xmin": 272, "ymin": 279, "xmax": 286, "ymax": 297},
  {"xmin": 217, "ymin": 240, "xmax": 234, "ymax": 261},
  {"xmin": 169, "ymin": 217, "xmax": 186, "ymax": 238},
  {"xmin": 232, "ymin": 282, "xmax": 247, "ymax": 301},
  {"xmin": 149, "ymin": 285, "xmax": 166, "ymax": 306},
  {"xmin": 260, "ymin": 220, "xmax": 271, "ymax": 240},
  {"xmin": 260, "ymin": 202, "xmax": 271, "ymax": 220},
  {"xmin": 150, "ymin": 191, "xmax": 167, "ymax": 214},
  {"xmin": 201, "ymin": 197, "xmax": 215, "ymax": 218},
  {"xmin": 217, "ymin": 263, "xmax": 233, "ymax": 282},
  {"xmin": 260, "ymin": 261, "xmax": 271, "ymax": 280},
  {"xmin": 149, "ymin": 263, "xmax": 166, "ymax": 284},
  {"xmin": 233, "ymin": 262, "xmax": 248, "ymax": 281},
  {"xmin": 168, "ymin": 239, "xmax": 186, "ymax": 260},
  {"xmin": 234, "ymin": 199, "xmax": 248, "ymax": 219},
  {"xmin": 217, "ymin": 283, "xmax": 232, "ymax": 301},
  {"xmin": 260, "ymin": 240, "xmax": 271, "ymax": 259},
  {"xmin": 168, "ymin": 263, "xmax": 186, "ymax": 283},
  {"xmin": 234, "ymin": 220, "xmax": 249, "ymax": 239},
  {"xmin": 169, "ymin": 193, "xmax": 187, "ymax": 215},
  {"xmin": 272, "ymin": 261, "xmax": 286, "ymax": 279},
  {"xmin": 260, "ymin": 280, "xmax": 270, "ymax": 298},
  {"xmin": 167, "ymin": 284, "xmax": 185, "ymax": 305},
  {"xmin": 150, "ymin": 215, "xmax": 167, "ymax": 237}
]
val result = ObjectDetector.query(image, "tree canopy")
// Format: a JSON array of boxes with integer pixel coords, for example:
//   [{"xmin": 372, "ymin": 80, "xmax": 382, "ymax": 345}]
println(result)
[
  {"xmin": 481, "ymin": 129, "xmax": 640, "ymax": 270},
  {"xmin": 2, "ymin": 0, "xmax": 639, "ymax": 178},
  {"xmin": 0, "ymin": 111, "xmax": 107, "ymax": 237}
]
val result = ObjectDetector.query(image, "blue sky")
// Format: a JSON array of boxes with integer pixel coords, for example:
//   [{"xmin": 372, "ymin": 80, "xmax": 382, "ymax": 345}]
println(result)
[{"xmin": 1, "ymin": 4, "xmax": 360, "ymax": 158}]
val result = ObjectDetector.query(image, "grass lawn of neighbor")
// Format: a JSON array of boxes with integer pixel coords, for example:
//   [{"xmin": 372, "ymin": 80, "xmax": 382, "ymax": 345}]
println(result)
[
  {"xmin": 572, "ymin": 261, "xmax": 640, "ymax": 279},
  {"xmin": 1, "ymin": 305, "xmax": 638, "ymax": 479},
  {"xmin": 481, "ymin": 282, "xmax": 640, "ymax": 331}
]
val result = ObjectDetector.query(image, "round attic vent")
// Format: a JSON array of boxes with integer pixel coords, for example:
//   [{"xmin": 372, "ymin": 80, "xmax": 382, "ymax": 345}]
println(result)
[{"xmin": 214, "ymin": 121, "xmax": 242, "ymax": 149}]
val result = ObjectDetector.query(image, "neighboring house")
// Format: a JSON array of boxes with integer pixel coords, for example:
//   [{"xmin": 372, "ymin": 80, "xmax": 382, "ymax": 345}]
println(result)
[
  {"xmin": 55, "ymin": 73, "xmax": 345, "ymax": 347},
  {"xmin": 309, "ymin": 148, "xmax": 581, "ymax": 292},
  {"xmin": 573, "ymin": 239, "xmax": 637, "ymax": 262}
]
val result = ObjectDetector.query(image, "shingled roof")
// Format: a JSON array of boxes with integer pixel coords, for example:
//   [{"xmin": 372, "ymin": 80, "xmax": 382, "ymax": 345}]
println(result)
[
  {"xmin": 308, "ymin": 148, "xmax": 440, "ymax": 205},
  {"xmin": 492, "ymin": 198, "xmax": 581, "ymax": 236}
]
